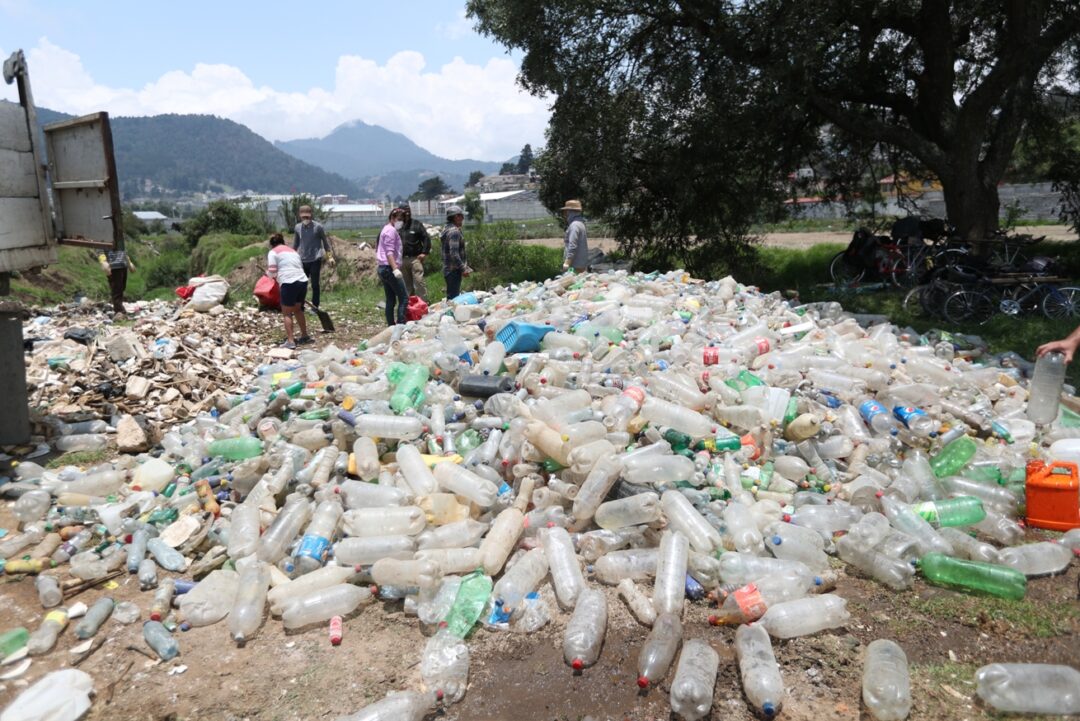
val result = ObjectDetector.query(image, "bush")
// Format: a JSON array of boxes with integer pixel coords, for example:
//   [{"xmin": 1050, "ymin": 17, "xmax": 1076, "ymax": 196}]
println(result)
[
  {"xmin": 141, "ymin": 238, "xmax": 192, "ymax": 289},
  {"xmin": 190, "ymin": 233, "xmax": 266, "ymax": 276},
  {"xmin": 182, "ymin": 200, "xmax": 271, "ymax": 247},
  {"xmin": 426, "ymin": 221, "xmax": 563, "ymax": 290}
]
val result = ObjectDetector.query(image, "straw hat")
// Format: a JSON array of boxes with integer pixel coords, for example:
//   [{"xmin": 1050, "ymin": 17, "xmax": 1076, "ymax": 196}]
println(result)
[{"xmin": 560, "ymin": 200, "xmax": 582, "ymax": 212}]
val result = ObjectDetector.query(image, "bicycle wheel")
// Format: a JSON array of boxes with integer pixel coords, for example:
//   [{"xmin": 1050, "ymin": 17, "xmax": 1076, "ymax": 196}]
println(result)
[
  {"xmin": 829, "ymin": 252, "xmax": 865, "ymax": 286},
  {"xmin": 943, "ymin": 289, "xmax": 996, "ymax": 325},
  {"xmin": 920, "ymin": 279, "xmax": 955, "ymax": 319},
  {"xmin": 1042, "ymin": 286, "xmax": 1080, "ymax": 320},
  {"xmin": 902, "ymin": 285, "xmax": 929, "ymax": 317}
]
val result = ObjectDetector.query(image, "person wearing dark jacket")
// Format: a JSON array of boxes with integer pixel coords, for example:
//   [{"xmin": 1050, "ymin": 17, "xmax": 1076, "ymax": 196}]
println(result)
[
  {"xmin": 397, "ymin": 203, "xmax": 431, "ymax": 301},
  {"xmin": 292, "ymin": 205, "xmax": 334, "ymax": 308},
  {"xmin": 441, "ymin": 205, "xmax": 468, "ymax": 301}
]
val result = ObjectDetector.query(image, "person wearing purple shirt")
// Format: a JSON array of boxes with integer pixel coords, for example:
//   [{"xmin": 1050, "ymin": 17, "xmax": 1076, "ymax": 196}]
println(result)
[{"xmin": 377, "ymin": 207, "xmax": 409, "ymax": 325}]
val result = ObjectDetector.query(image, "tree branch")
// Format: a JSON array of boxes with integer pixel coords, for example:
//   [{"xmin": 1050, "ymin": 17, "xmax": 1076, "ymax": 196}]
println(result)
[{"xmin": 807, "ymin": 94, "xmax": 946, "ymax": 172}]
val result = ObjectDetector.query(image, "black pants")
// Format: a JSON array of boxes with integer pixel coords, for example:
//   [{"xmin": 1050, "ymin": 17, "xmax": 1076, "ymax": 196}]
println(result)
[
  {"xmin": 444, "ymin": 269, "xmax": 462, "ymax": 301},
  {"xmin": 378, "ymin": 265, "xmax": 408, "ymax": 325},
  {"xmin": 108, "ymin": 267, "xmax": 127, "ymax": 313},
  {"xmin": 302, "ymin": 259, "xmax": 323, "ymax": 307}
]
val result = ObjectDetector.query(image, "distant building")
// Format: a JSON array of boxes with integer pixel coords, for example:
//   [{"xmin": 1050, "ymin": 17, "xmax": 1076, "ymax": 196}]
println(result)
[
  {"xmin": 132, "ymin": 211, "xmax": 168, "ymax": 223},
  {"xmin": 316, "ymin": 194, "xmax": 350, "ymax": 206},
  {"xmin": 323, "ymin": 203, "xmax": 385, "ymax": 230},
  {"xmin": 440, "ymin": 189, "xmax": 550, "ymax": 222},
  {"xmin": 477, "ymin": 174, "xmax": 534, "ymax": 192}
]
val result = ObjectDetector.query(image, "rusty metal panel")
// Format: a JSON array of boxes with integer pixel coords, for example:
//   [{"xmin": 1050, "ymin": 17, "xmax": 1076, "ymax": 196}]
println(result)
[{"xmin": 44, "ymin": 112, "xmax": 123, "ymax": 249}]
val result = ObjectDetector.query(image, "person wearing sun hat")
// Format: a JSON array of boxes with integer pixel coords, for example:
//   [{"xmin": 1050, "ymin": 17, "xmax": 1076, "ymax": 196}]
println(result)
[{"xmin": 560, "ymin": 199, "xmax": 589, "ymax": 273}]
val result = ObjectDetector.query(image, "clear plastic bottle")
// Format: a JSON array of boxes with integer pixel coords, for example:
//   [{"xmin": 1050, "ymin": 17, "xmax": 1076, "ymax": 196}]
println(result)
[
  {"xmin": 617, "ymin": 578, "xmax": 657, "ymax": 626},
  {"xmin": 354, "ymin": 415, "xmax": 424, "ymax": 440},
  {"xmin": 653, "ymin": 530, "xmax": 689, "ymax": 616},
  {"xmin": 417, "ymin": 519, "xmax": 488, "ymax": 551},
  {"xmin": 371, "ymin": 558, "xmax": 442, "ymax": 589},
  {"xmin": 661, "ymin": 491, "xmax": 722, "ymax": 554},
  {"xmin": 14, "ymin": 489, "xmax": 51, "ymax": 524},
  {"xmin": 758, "ymin": 594, "xmax": 849, "ymax": 638},
  {"xmin": 147, "ymin": 536, "xmax": 188, "ymax": 572},
  {"xmin": 395, "ymin": 444, "xmax": 437, "ymax": 497},
  {"xmin": 938, "ymin": 476, "xmax": 1017, "ymax": 514},
  {"xmin": 563, "ymin": 587, "xmax": 607, "ymax": 670},
  {"xmin": 227, "ymin": 502, "xmax": 262, "ymax": 559},
  {"xmin": 975, "ymin": 663, "xmax": 1080, "ymax": 715},
  {"xmin": 1027, "ymin": 351, "xmax": 1066, "ymax": 424},
  {"xmin": 143, "ymin": 620, "xmax": 180, "ymax": 661},
  {"xmin": 293, "ymin": 500, "xmax": 343, "ymax": 575},
  {"xmin": 540, "ymin": 526, "xmax": 585, "ymax": 609},
  {"xmin": 722, "ymin": 502, "xmax": 765, "ymax": 555},
  {"xmin": 735, "ymin": 623, "xmax": 784, "ymax": 718},
  {"xmin": 878, "ymin": 494, "xmax": 953, "ymax": 557},
  {"xmin": 594, "ymin": 492, "xmax": 661, "ymax": 529},
  {"xmin": 571, "ymin": 456, "xmax": 622, "ymax": 526},
  {"xmin": 421, "ymin": 628, "xmax": 470, "ymax": 703},
  {"xmin": 938, "ymin": 527, "xmax": 999, "ymax": 564},
  {"xmin": 334, "ymin": 690, "xmax": 435, "ymax": 721},
  {"xmin": 996, "ymin": 541, "xmax": 1073, "ymax": 577},
  {"xmin": 74, "ymin": 597, "xmax": 115, "ymax": 639},
  {"xmin": 765, "ymin": 524, "xmax": 829, "ymax": 571},
  {"xmin": 710, "ymin": 568, "xmax": 815, "ymax": 625},
  {"xmin": 150, "ymin": 579, "xmax": 175, "ymax": 622},
  {"xmin": 230, "ymin": 560, "xmax": 271, "ymax": 644},
  {"xmin": 138, "ymin": 557, "xmax": 158, "ymax": 590},
  {"xmin": 974, "ymin": 510, "xmax": 1025, "ymax": 546},
  {"xmin": 835, "ymin": 534, "xmax": 915, "ymax": 591},
  {"xmin": 434, "ymin": 462, "xmax": 499, "ymax": 508},
  {"xmin": 268, "ymin": 565, "xmax": 357, "ymax": 615},
  {"xmin": 27, "ymin": 607, "xmax": 69, "ymax": 655},
  {"xmin": 281, "ymin": 584, "xmax": 374, "ymax": 630},
  {"xmin": 493, "ymin": 547, "xmax": 548, "ymax": 608},
  {"xmin": 718, "ymin": 552, "xmax": 812, "ymax": 586},
  {"xmin": 862, "ymin": 639, "xmax": 911, "ymax": 721},
  {"xmin": 333, "ymin": 535, "xmax": 415, "ymax": 566},
  {"xmin": 35, "ymin": 575, "xmax": 62, "ymax": 608},
  {"xmin": 637, "ymin": 611, "xmax": 682, "ymax": 689},
  {"xmin": 669, "ymin": 638, "xmax": 719, "ymax": 721}
]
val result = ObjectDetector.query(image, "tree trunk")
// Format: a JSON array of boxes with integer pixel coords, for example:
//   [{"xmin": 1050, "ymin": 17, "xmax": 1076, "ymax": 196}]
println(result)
[{"xmin": 941, "ymin": 168, "xmax": 1000, "ymax": 242}]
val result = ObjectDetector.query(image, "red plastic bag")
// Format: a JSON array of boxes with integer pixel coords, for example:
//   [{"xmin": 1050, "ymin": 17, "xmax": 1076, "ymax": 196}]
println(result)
[
  {"xmin": 406, "ymin": 295, "xmax": 428, "ymax": 321},
  {"xmin": 254, "ymin": 276, "xmax": 280, "ymax": 309},
  {"xmin": 175, "ymin": 285, "xmax": 195, "ymax": 300}
]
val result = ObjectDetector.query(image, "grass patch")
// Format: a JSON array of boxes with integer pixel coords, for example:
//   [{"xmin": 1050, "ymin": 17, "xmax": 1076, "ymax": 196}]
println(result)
[
  {"xmin": 903, "ymin": 593, "xmax": 1079, "ymax": 638},
  {"xmin": 189, "ymin": 232, "xmax": 265, "ymax": 276},
  {"xmin": 46, "ymin": 449, "xmax": 110, "ymax": 469},
  {"xmin": 912, "ymin": 660, "xmax": 979, "ymax": 688}
]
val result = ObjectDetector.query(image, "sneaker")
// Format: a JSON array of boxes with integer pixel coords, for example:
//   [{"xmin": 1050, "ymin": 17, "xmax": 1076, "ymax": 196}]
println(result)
[
  {"xmin": 280, "ymin": 340, "xmax": 296, "ymax": 349},
  {"xmin": 297, "ymin": 335, "xmax": 314, "ymax": 346}
]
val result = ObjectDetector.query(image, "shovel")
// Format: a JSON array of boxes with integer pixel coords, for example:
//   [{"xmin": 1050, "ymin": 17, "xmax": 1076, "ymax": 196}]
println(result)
[{"xmin": 306, "ymin": 300, "xmax": 335, "ymax": 332}]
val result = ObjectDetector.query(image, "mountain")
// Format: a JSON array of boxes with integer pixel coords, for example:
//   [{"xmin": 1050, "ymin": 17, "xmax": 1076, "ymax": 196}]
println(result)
[
  {"xmin": 32, "ymin": 108, "xmax": 360, "ymax": 198},
  {"xmin": 275, "ymin": 120, "xmax": 503, "ymax": 196}
]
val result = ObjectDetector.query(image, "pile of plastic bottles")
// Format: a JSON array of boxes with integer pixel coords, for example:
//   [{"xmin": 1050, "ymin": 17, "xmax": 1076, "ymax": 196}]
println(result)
[{"xmin": 3, "ymin": 269, "xmax": 1080, "ymax": 721}]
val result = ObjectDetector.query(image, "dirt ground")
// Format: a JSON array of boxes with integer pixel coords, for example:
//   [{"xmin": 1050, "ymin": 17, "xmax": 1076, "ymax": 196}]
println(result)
[{"xmin": 522, "ymin": 225, "xmax": 1078, "ymax": 253}]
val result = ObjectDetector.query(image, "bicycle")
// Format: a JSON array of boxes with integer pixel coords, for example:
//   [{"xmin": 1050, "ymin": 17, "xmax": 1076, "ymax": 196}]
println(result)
[{"xmin": 943, "ymin": 277, "xmax": 1080, "ymax": 324}]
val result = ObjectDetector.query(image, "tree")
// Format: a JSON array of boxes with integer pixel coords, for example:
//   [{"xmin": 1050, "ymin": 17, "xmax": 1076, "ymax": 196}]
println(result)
[
  {"xmin": 516, "ymin": 144, "xmax": 534, "ymax": 175},
  {"xmin": 279, "ymin": 194, "xmax": 326, "ymax": 230},
  {"xmin": 499, "ymin": 161, "xmax": 517, "ymax": 175},
  {"xmin": 467, "ymin": 170, "xmax": 486, "ymax": 187},
  {"xmin": 462, "ymin": 190, "xmax": 485, "ymax": 223},
  {"xmin": 181, "ymin": 200, "xmax": 271, "ymax": 247},
  {"xmin": 469, "ymin": 0, "xmax": 1080, "ymax": 256},
  {"xmin": 411, "ymin": 176, "xmax": 451, "ymax": 201}
]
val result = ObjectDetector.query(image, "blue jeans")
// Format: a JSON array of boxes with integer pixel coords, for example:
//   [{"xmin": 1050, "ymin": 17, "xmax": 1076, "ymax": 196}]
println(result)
[
  {"xmin": 378, "ymin": 266, "xmax": 408, "ymax": 325},
  {"xmin": 444, "ymin": 269, "xmax": 462, "ymax": 301}
]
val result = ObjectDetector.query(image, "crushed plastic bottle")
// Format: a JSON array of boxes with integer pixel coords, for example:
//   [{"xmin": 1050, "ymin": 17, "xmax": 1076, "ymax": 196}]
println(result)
[
  {"xmin": 975, "ymin": 663, "xmax": 1080, "ymax": 715},
  {"xmin": 862, "ymin": 639, "xmax": 911, "ymax": 721}
]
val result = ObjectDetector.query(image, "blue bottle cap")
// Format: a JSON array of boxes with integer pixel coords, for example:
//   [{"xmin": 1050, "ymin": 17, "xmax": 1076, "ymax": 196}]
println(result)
[{"xmin": 772, "ymin": 535, "xmax": 782, "ymax": 545}]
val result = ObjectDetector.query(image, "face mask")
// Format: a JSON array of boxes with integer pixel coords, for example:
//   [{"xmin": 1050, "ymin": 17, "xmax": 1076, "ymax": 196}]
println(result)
[
  {"xmin": 393, "ymin": 221, "xmax": 403, "ymax": 230},
  {"xmin": 301, "ymin": 217, "xmax": 312, "ymax": 225}
]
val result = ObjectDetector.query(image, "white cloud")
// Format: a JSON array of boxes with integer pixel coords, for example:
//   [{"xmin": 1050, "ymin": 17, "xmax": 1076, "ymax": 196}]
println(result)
[
  {"xmin": 436, "ymin": 9, "xmax": 473, "ymax": 40},
  {"xmin": 0, "ymin": 37, "xmax": 550, "ymax": 161}
]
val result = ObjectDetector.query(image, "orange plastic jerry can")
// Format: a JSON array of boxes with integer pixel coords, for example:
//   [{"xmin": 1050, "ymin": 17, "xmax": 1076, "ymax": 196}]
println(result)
[{"xmin": 1025, "ymin": 460, "xmax": 1080, "ymax": 531}]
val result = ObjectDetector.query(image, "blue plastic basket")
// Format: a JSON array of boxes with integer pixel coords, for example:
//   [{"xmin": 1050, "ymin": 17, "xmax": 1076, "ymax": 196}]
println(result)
[{"xmin": 496, "ymin": 320, "xmax": 554, "ymax": 353}]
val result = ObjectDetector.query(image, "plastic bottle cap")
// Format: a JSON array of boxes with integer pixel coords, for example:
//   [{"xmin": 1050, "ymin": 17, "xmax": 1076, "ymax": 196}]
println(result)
[
  {"xmin": 763, "ymin": 702, "xmax": 776, "ymax": 716},
  {"xmin": 771, "ymin": 535, "xmax": 782, "ymax": 545},
  {"xmin": 435, "ymin": 690, "xmax": 445, "ymax": 701},
  {"xmin": 707, "ymin": 614, "xmax": 719, "ymax": 625},
  {"xmin": 571, "ymin": 658, "xmax": 584, "ymax": 671},
  {"xmin": 636, "ymin": 675, "xmax": 649, "ymax": 689},
  {"xmin": 875, "ymin": 491, "xmax": 884, "ymax": 498},
  {"xmin": 782, "ymin": 514, "xmax": 791, "ymax": 522}
]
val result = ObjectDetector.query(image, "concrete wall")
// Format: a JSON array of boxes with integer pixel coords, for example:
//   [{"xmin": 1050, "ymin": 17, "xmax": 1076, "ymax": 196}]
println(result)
[{"xmin": 789, "ymin": 182, "xmax": 1066, "ymax": 222}]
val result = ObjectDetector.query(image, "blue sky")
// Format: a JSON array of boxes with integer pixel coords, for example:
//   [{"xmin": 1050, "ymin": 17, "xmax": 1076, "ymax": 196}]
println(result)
[{"xmin": 0, "ymin": 0, "xmax": 551, "ymax": 160}]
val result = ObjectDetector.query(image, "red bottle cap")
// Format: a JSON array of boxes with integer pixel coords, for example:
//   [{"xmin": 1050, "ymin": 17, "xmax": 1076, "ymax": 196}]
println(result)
[
  {"xmin": 571, "ymin": 658, "xmax": 584, "ymax": 671},
  {"xmin": 637, "ymin": 675, "xmax": 649, "ymax": 689}
]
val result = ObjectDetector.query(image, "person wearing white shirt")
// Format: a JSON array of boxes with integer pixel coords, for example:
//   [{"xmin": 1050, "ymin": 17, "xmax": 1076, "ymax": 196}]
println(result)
[{"xmin": 267, "ymin": 233, "xmax": 312, "ymax": 349}]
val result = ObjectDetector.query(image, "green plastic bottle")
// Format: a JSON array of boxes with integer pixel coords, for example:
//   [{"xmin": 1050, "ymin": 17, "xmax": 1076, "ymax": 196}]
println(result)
[
  {"xmin": 0, "ymin": 627, "xmax": 29, "ymax": 657},
  {"xmin": 387, "ymin": 362, "xmax": 429, "ymax": 414},
  {"xmin": 207, "ymin": 436, "xmax": 264, "ymax": 461},
  {"xmin": 929, "ymin": 436, "xmax": 977, "ymax": 478},
  {"xmin": 913, "ymin": 496, "xmax": 986, "ymax": 527},
  {"xmin": 663, "ymin": 428, "xmax": 693, "ymax": 451},
  {"xmin": 270, "ymin": 381, "xmax": 305, "ymax": 401},
  {"xmin": 299, "ymin": 408, "xmax": 332, "ymax": 420},
  {"xmin": 443, "ymin": 569, "xmax": 493, "ymax": 638},
  {"xmin": 918, "ymin": 553, "xmax": 1026, "ymax": 600}
]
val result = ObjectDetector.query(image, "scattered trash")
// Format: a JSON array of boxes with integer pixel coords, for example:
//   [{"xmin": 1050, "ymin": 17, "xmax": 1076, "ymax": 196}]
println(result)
[{"xmin": 2, "ymin": 269, "xmax": 1078, "ymax": 720}]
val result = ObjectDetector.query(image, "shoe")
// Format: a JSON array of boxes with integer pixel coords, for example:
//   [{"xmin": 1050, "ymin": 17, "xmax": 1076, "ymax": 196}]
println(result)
[
  {"xmin": 280, "ymin": 340, "xmax": 296, "ymax": 349},
  {"xmin": 297, "ymin": 335, "xmax": 314, "ymax": 345}
]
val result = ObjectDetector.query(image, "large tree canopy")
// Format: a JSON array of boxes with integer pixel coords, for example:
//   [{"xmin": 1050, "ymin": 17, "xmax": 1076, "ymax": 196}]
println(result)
[{"xmin": 469, "ymin": 0, "xmax": 1080, "ymax": 271}]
